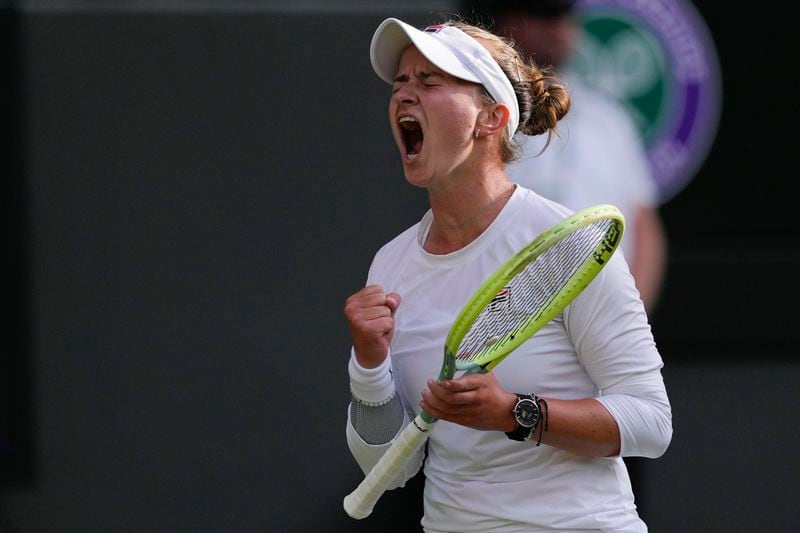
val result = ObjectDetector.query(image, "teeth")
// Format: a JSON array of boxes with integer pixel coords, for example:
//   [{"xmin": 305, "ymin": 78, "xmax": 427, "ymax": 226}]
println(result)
[{"xmin": 399, "ymin": 116, "xmax": 418, "ymax": 123}]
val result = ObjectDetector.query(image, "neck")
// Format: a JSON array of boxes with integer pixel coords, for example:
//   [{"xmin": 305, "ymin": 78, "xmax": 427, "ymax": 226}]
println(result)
[{"xmin": 424, "ymin": 182, "xmax": 515, "ymax": 254}]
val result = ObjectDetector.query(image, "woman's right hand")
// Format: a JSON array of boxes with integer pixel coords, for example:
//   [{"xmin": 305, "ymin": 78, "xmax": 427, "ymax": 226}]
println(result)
[{"xmin": 344, "ymin": 285, "xmax": 401, "ymax": 368}]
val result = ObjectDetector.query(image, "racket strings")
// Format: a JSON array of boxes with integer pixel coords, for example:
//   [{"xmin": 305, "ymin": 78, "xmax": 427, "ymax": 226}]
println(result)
[{"xmin": 456, "ymin": 220, "xmax": 612, "ymax": 364}]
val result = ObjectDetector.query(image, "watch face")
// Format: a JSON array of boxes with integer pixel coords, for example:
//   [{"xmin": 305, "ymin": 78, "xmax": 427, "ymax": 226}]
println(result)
[{"xmin": 514, "ymin": 398, "xmax": 540, "ymax": 428}]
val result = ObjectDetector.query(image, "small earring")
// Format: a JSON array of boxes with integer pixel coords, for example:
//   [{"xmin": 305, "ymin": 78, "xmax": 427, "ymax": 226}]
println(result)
[{"xmin": 474, "ymin": 128, "xmax": 480, "ymax": 139}]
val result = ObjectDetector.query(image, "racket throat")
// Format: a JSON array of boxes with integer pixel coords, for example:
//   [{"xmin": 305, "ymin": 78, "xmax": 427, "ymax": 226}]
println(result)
[{"xmin": 458, "ymin": 361, "xmax": 491, "ymax": 375}]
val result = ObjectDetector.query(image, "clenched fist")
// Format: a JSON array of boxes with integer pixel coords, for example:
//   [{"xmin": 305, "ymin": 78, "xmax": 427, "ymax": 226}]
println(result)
[{"xmin": 344, "ymin": 285, "xmax": 401, "ymax": 368}]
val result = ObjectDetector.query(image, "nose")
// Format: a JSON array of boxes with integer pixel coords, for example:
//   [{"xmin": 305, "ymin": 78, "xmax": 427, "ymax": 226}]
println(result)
[{"xmin": 392, "ymin": 81, "xmax": 418, "ymax": 105}]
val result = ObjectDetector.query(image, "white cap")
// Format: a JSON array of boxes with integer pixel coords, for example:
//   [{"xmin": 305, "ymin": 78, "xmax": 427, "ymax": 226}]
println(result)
[{"xmin": 370, "ymin": 18, "xmax": 520, "ymax": 137}]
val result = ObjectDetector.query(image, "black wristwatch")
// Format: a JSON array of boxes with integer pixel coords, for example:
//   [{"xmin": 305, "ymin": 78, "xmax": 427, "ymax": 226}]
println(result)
[{"xmin": 505, "ymin": 393, "xmax": 541, "ymax": 442}]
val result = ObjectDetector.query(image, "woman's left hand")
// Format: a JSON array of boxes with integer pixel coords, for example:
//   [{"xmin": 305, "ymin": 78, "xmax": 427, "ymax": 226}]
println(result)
[{"xmin": 420, "ymin": 372, "xmax": 517, "ymax": 432}]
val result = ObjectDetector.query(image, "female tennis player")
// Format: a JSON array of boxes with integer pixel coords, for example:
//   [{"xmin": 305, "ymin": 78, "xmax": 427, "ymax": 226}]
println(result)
[{"xmin": 344, "ymin": 17, "xmax": 672, "ymax": 532}]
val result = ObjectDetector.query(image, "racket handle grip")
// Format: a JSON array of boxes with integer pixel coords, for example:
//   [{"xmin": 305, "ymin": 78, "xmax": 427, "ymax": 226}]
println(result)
[{"xmin": 343, "ymin": 414, "xmax": 434, "ymax": 520}]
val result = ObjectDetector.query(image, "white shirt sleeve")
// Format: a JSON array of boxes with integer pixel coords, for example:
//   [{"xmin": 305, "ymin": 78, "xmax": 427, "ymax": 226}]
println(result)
[
  {"xmin": 566, "ymin": 254, "xmax": 673, "ymax": 458},
  {"xmin": 345, "ymin": 350, "xmax": 425, "ymax": 488},
  {"xmin": 596, "ymin": 373, "xmax": 672, "ymax": 458}
]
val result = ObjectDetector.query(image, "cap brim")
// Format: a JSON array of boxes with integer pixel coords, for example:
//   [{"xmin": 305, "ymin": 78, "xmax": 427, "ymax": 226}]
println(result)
[{"xmin": 370, "ymin": 18, "xmax": 481, "ymax": 85}]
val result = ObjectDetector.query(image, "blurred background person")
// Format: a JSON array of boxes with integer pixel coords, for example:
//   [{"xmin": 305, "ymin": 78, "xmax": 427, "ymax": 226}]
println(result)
[{"xmin": 463, "ymin": 0, "xmax": 667, "ymax": 315}]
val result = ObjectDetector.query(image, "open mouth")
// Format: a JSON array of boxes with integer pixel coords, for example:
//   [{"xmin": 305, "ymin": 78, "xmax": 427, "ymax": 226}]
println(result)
[{"xmin": 399, "ymin": 116, "xmax": 423, "ymax": 159}]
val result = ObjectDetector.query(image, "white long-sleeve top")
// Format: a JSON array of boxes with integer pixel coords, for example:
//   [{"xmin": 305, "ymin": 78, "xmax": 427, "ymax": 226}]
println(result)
[{"xmin": 346, "ymin": 186, "xmax": 672, "ymax": 532}]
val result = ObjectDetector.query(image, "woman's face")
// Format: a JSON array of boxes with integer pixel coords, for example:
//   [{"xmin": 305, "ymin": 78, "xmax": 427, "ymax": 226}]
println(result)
[{"xmin": 389, "ymin": 45, "xmax": 485, "ymax": 189}]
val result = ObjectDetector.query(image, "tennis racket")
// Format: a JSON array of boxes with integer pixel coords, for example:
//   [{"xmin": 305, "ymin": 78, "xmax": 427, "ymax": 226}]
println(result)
[{"xmin": 343, "ymin": 203, "xmax": 625, "ymax": 520}]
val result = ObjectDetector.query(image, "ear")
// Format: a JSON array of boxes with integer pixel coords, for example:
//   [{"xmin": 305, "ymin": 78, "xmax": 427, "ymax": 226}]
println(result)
[{"xmin": 476, "ymin": 103, "xmax": 510, "ymax": 138}]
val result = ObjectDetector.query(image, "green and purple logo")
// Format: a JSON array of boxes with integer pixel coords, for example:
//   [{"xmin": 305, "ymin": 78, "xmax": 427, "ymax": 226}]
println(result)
[{"xmin": 572, "ymin": 0, "xmax": 722, "ymax": 203}]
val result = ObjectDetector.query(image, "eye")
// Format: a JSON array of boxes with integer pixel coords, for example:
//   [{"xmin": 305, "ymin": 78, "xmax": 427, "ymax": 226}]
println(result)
[
  {"xmin": 420, "ymin": 72, "xmax": 442, "ymax": 87},
  {"xmin": 392, "ymin": 74, "xmax": 409, "ymax": 93}
]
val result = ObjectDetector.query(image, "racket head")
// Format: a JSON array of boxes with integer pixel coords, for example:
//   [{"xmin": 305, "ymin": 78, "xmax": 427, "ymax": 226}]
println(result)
[{"xmin": 442, "ymin": 204, "xmax": 624, "ymax": 375}]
